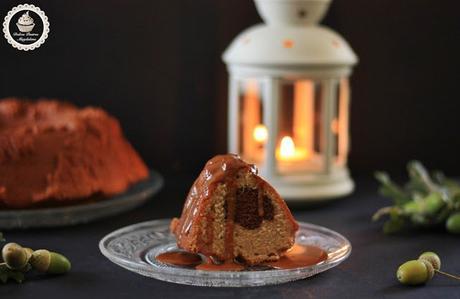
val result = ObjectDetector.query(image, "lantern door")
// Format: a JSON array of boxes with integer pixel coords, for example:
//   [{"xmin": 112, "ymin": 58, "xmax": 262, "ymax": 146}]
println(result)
[{"xmin": 229, "ymin": 76, "xmax": 350, "ymax": 178}]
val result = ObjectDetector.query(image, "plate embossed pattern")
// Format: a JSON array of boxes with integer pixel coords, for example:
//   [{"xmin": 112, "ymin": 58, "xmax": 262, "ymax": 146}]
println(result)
[{"xmin": 100, "ymin": 219, "xmax": 351, "ymax": 287}]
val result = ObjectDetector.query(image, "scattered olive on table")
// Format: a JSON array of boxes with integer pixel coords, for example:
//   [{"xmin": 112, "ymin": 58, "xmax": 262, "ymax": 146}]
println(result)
[
  {"xmin": 419, "ymin": 252, "xmax": 441, "ymax": 271},
  {"xmin": 446, "ymin": 212, "xmax": 460, "ymax": 234},
  {"xmin": 397, "ymin": 251, "xmax": 460, "ymax": 286},
  {"xmin": 0, "ymin": 237, "xmax": 71, "ymax": 284},
  {"xmin": 30, "ymin": 249, "xmax": 71, "ymax": 274},
  {"xmin": 397, "ymin": 260, "xmax": 433, "ymax": 285},
  {"xmin": 2, "ymin": 243, "xmax": 29, "ymax": 270}
]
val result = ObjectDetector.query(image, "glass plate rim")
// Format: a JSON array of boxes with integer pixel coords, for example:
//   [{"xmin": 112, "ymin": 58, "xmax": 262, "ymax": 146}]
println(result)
[
  {"xmin": 0, "ymin": 170, "xmax": 163, "ymax": 229},
  {"xmin": 99, "ymin": 218, "xmax": 352, "ymax": 280}
]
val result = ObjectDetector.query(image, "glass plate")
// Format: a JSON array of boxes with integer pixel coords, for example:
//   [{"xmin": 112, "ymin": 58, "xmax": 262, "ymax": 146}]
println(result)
[
  {"xmin": 0, "ymin": 170, "xmax": 163, "ymax": 229},
  {"xmin": 99, "ymin": 219, "xmax": 351, "ymax": 287}
]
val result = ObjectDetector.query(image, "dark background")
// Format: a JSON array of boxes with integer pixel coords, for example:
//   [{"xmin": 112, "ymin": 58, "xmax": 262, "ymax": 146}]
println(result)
[
  {"xmin": 1, "ymin": 3, "xmax": 460, "ymax": 298},
  {"xmin": 1, "ymin": 0, "xmax": 460, "ymax": 176}
]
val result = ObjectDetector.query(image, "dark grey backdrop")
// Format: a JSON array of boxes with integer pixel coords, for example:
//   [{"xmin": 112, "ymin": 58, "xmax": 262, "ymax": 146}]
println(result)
[{"xmin": 1, "ymin": 0, "xmax": 459, "ymax": 176}]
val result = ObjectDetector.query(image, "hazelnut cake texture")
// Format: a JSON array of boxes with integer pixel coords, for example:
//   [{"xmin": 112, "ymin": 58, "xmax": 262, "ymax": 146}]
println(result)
[
  {"xmin": 171, "ymin": 154, "xmax": 299, "ymax": 265},
  {"xmin": 0, "ymin": 98, "xmax": 149, "ymax": 208}
]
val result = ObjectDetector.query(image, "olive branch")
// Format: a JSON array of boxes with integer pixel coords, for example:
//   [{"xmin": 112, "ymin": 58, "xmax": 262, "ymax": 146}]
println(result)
[{"xmin": 373, "ymin": 161, "xmax": 460, "ymax": 234}]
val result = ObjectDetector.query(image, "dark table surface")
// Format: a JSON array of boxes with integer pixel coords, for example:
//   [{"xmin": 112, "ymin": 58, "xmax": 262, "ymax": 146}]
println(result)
[{"xmin": 1, "ymin": 175, "xmax": 460, "ymax": 299}]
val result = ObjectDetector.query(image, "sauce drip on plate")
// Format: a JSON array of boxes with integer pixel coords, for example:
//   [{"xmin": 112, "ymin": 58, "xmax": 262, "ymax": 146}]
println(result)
[
  {"xmin": 155, "ymin": 244, "xmax": 328, "ymax": 271},
  {"xmin": 156, "ymin": 251, "xmax": 202, "ymax": 267},
  {"xmin": 265, "ymin": 244, "xmax": 328, "ymax": 269}
]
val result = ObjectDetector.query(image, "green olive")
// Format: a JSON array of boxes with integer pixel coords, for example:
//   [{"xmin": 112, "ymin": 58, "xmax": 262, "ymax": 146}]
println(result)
[
  {"xmin": 30, "ymin": 249, "xmax": 49, "ymax": 272},
  {"xmin": 47, "ymin": 252, "xmax": 71, "ymax": 274},
  {"xmin": 23, "ymin": 247, "xmax": 33, "ymax": 262},
  {"xmin": 402, "ymin": 193, "xmax": 444, "ymax": 215},
  {"xmin": 2, "ymin": 243, "xmax": 28, "ymax": 270},
  {"xmin": 403, "ymin": 201, "xmax": 420, "ymax": 214},
  {"xmin": 419, "ymin": 252, "xmax": 441, "ymax": 271},
  {"xmin": 30, "ymin": 249, "xmax": 71, "ymax": 274},
  {"xmin": 397, "ymin": 260, "xmax": 432, "ymax": 285},
  {"xmin": 446, "ymin": 212, "xmax": 460, "ymax": 234},
  {"xmin": 419, "ymin": 259, "xmax": 435, "ymax": 280},
  {"xmin": 424, "ymin": 192, "xmax": 444, "ymax": 215}
]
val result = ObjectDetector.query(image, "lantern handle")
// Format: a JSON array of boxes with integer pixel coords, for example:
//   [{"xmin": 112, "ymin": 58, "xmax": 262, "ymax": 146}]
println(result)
[{"xmin": 254, "ymin": 0, "xmax": 332, "ymax": 26}]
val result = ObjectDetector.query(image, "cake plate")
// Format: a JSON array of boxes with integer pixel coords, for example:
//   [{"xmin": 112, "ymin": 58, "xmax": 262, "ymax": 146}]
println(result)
[
  {"xmin": 99, "ymin": 219, "xmax": 351, "ymax": 287},
  {"xmin": 0, "ymin": 170, "xmax": 163, "ymax": 229}
]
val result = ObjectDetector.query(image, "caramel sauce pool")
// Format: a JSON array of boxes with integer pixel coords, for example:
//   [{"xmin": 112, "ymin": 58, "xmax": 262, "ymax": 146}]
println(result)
[
  {"xmin": 155, "ymin": 244, "xmax": 328, "ymax": 271},
  {"xmin": 266, "ymin": 244, "xmax": 328, "ymax": 269},
  {"xmin": 156, "ymin": 251, "xmax": 202, "ymax": 267}
]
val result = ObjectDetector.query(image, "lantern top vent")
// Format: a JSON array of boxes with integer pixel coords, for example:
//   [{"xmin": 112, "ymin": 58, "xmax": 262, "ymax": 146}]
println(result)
[{"xmin": 223, "ymin": 0, "xmax": 358, "ymax": 67}]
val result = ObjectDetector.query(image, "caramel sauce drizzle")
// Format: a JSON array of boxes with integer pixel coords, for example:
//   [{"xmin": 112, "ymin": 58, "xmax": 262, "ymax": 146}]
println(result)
[
  {"xmin": 156, "ymin": 244, "xmax": 328, "ymax": 272},
  {"xmin": 156, "ymin": 251, "xmax": 202, "ymax": 267},
  {"xmin": 174, "ymin": 155, "xmax": 255, "ymax": 244}
]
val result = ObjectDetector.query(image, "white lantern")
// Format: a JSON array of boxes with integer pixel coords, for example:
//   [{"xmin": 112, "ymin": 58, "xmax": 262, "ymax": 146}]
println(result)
[{"xmin": 222, "ymin": 0, "xmax": 358, "ymax": 202}]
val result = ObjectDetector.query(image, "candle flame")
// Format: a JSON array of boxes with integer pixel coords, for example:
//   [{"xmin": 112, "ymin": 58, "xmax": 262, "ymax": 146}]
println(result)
[
  {"xmin": 279, "ymin": 136, "xmax": 296, "ymax": 159},
  {"xmin": 253, "ymin": 124, "xmax": 268, "ymax": 143}
]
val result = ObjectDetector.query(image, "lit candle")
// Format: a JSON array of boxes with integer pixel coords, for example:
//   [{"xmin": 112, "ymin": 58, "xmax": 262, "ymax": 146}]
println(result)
[
  {"xmin": 249, "ymin": 124, "xmax": 268, "ymax": 162},
  {"xmin": 277, "ymin": 136, "xmax": 309, "ymax": 162},
  {"xmin": 253, "ymin": 124, "xmax": 268, "ymax": 144},
  {"xmin": 279, "ymin": 136, "xmax": 296, "ymax": 160}
]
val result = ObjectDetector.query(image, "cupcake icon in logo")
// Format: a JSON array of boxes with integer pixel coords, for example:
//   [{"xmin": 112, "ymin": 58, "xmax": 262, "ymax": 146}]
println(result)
[
  {"xmin": 16, "ymin": 11, "xmax": 34, "ymax": 33},
  {"xmin": 3, "ymin": 4, "xmax": 50, "ymax": 50}
]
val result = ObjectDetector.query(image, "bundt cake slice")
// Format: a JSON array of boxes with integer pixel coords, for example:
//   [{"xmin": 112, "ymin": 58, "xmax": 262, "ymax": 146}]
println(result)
[{"xmin": 171, "ymin": 154, "xmax": 299, "ymax": 265}]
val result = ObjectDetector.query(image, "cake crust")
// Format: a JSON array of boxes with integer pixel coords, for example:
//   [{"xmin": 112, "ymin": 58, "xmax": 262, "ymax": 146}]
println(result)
[{"xmin": 0, "ymin": 98, "xmax": 149, "ymax": 208}]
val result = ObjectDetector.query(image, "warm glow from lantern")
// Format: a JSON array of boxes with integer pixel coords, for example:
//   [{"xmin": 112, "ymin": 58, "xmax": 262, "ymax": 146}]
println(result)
[
  {"xmin": 293, "ymin": 80, "xmax": 314, "ymax": 154},
  {"xmin": 338, "ymin": 79, "xmax": 349, "ymax": 165},
  {"xmin": 279, "ymin": 136, "xmax": 296, "ymax": 159},
  {"xmin": 331, "ymin": 118, "xmax": 339, "ymax": 134},
  {"xmin": 253, "ymin": 124, "xmax": 268, "ymax": 143},
  {"xmin": 242, "ymin": 80, "xmax": 262, "ymax": 161}
]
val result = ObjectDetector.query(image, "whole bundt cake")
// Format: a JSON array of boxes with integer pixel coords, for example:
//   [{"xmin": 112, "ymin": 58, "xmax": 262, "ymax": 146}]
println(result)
[
  {"xmin": 0, "ymin": 98, "xmax": 149, "ymax": 208},
  {"xmin": 171, "ymin": 154, "xmax": 298, "ymax": 265}
]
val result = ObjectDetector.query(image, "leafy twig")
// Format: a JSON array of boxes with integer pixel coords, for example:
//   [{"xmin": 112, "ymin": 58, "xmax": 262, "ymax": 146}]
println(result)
[
  {"xmin": 374, "ymin": 161, "xmax": 460, "ymax": 234},
  {"xmin": 0, "ymin": 264, "xmax": 25, "ymax": 284},
  {"xmin": 407, "ymin": 161, "xmax": 438, "ymax": 194},
  {"xmin": 374, "ymin": 172, "xmax": 410, "ymax": 206}
]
